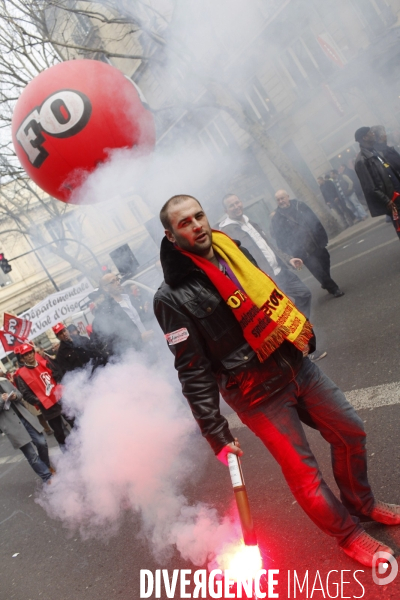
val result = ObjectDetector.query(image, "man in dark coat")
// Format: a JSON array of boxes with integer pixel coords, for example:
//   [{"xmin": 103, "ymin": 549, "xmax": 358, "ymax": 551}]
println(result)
[
  {"xmin": 0, "ymin": 375, "xmax": 52, "ymax": 483},
  {"xmin": 317, "ymin": 176, "xmax": 354, "ymax": 227},
  {"xmin": 53, "ymin": 322, "xmax": 107, "ymax": 374},
  {"xmin": 354, "ymin": 126, "xmax": 400, "ymax": 239},
  {"xmin": 153, "ymin": 193, "xmax": 400, "ymax": 568},
  {"xmin": 91, "ymin": 277, "xmax": 144, "ymax": 358},
  {"xmin": 219, "ymin": 194, "xmax": 326, "ymax": 361},
  {"xmin": 270, "ymin": 190, "xmax": 344, "ymax": 297}
]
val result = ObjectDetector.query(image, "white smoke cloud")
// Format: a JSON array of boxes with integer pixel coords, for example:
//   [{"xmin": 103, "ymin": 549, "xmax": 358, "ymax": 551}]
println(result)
[{"xmin": 37, "ymin": 354, "xmax": 240, "ymax": 566}]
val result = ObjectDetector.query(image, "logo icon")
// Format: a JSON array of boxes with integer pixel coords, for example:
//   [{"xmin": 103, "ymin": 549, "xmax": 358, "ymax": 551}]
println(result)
[
  {"xmin": 372, "ymin": 551, "xmax": 398, "ymax": 585},
  {"xmin": 16, "ymin": 90, "xmax": 92, "ymax": 168}
]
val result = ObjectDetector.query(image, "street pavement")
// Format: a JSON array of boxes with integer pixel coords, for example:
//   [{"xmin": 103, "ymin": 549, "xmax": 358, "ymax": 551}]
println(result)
[{"xmin": 1, "ymin": 217, "xmax": 400, "ymax": 599}]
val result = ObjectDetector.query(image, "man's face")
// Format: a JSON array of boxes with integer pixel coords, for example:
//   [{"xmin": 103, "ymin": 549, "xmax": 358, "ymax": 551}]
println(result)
[
  {"xmin": 102, "ymin": 274, "xmax": 122, "ymax": 295},
  {"xmin": 276, "ymin": 191, "xmax": 290, "ymax": 209},
  {"xmin": 338, "ymin": 165, "xmax": 345, "ymax": 174},
  {"xmin": 165, "ymin": 198, "xmax": 213, "ymax": 257},
  {"xmin": 364, "ymin": 129, "xmax": 375, "ymax": 144},
  {"xmin": 23, "ymin": 350, "xmax": 36, "ymax": 366},
  {"xmin": 224, "ymin": 195, "xmax": 243, "ymax": 220},
  {"xmin": 57, "ymin": 329, "xmax": 71, "ymax": 343},
  {"xmin": 317, "ymin": 178, "xmax": 324, "ymax": 186}
]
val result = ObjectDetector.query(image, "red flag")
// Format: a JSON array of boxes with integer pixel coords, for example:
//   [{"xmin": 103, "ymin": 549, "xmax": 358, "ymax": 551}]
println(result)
[
  {"xmin": 0, "ymin": 330, "xmax": 26, "ymax": 352},
  {"xmin": 3, "ymin": 313, "xmax": 32, "ymax": 340}
]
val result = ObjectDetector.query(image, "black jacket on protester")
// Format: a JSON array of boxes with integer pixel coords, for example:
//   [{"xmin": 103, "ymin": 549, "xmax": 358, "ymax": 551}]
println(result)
[
  {"xmin": 91, "ymin": 295, "xmax": 143, "ymax": 358},
  {"xmin": 219, "ymin": 219, "xmax": 291, "ymax": 278},
  {"xmin": 154, "ymin": 237, "xmax": 315, "ymax": 455},
  {"xmin": 270, "ymin": 199, "xmax": 328, "ymax": 259},
  {"xmin": 319, "ymin": 180, "xmax": 338, "ymax": 207},
  {"xmin": 354, "ymin": 146, "xmax": 400, "ymax": 216},
  {"xmin": 56, "ymin": 337, "xmax": 107, "ymax": 375}
]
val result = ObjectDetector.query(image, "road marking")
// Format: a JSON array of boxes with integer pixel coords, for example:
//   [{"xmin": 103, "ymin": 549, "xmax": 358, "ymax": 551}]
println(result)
[
  {"xmin": 227, "ymin": 380, "xmax": 400, "ymax": 429},
  {"xmin": 302, "ymin": 238, "xmax": 397, "ymax": 282}
]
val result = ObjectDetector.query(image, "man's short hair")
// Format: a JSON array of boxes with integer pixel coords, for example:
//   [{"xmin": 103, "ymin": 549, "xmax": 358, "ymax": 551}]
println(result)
[
  {"xmin": 222, "ymin": 193, "xmax": 238, "ymax": 208},
  {"xmin": 67, "ymin": 324, "xmax": 78, "ymax": 334},
  {"xmin": 354, "ymin": 126, "xmax": 370, "ymax": 142},
  {"xmin": 159, "ymin": 194, "xmax": 201, "ymax": 230},
  {"xmin": 324, "ymin": 174, "xmax": 331, "ymax": 180},
  {"xmin": 331, "ymin": 169, "xmax": 338, "ymax": 175}
]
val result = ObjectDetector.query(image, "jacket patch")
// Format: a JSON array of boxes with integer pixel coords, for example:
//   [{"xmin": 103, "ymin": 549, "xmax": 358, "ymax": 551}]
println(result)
[{"xmin": 165, "ymin": 328, "xmax": 189, "ymax": 345}]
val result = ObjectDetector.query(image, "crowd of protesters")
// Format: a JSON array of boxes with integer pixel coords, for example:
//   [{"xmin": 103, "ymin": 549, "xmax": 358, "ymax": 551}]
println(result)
[
  {"xmin": 1, "ymin": 122, "xmax": 400, "ymax": 568},
  {"xmin": 0, "ymin": 275, "xmax": 155, "ymax": 484}
]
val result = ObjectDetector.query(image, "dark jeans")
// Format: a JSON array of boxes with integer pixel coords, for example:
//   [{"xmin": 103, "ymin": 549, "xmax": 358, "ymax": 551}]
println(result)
[
  {"xmin": 237, "ymin": 359, "xmax": 373, "ymax": 547},
  {"xmin": 275, "ymin": 268, "xmax": 312, "ymax": 320},
  {"xmin": 48, "ymin": 414, "xmax": 75, "ymax": 451},
  {"xmin": 333, "ymin": 197, "xmax": 355, "ymax": 226},
  {"xmin": 18, "ymin": 415, "xmax": 52, "ymax": 483},
  {"xmin": 303, "ymin": 248, "xmax": 339, "ymax": 294}
]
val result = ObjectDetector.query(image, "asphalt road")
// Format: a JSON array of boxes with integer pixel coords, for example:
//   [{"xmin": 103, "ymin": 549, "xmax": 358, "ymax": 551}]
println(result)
[{"xmin": 1, "ymin": 219, "xmax": 400, "ymax": 600}]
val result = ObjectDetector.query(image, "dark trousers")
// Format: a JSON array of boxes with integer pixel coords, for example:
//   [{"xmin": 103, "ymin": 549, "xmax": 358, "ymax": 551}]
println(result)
[
  {"xmin": 274, "ymin": 268, "xmax": 312, "ymax": 320},
  {"xmin": 18, "ymin": 414, "xmax": 52, "ymax": 482},
  {"xmin": 333, "ymin": 198, "xmax": 355, "ymax": 226},
  {"xmin": 303, "ymin": 248, "xmax": 339, "ymax": 294},
  {"xmin": 48, "ymin": 414, "xmax": 75, "ymax": 451},
  {"xmin": 238, "ymin": 359, "xmax": 373, "ymax": 546}
]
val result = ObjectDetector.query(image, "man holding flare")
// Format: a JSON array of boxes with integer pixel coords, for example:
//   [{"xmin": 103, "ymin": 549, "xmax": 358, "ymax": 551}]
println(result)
[{"xmin": 154, "ymin": 194, "xmax": 400, "ymax": 568}]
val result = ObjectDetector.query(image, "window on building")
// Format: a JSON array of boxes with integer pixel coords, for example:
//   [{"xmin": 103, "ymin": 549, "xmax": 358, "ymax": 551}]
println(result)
[
  {"xmin": 351, "ymin": 0, "xmax": 396, "ymax": 36},
  {"xmin": 281, "ymin": 31, "xmax": 335, "ymax": 92},
  {"xmin": 244, "ymin": 76, "xmax": 277, "ymax": 123},
  {"xmin": 72, "ymin": 12, "xmax": 93, "ymax": 45},
  {"xmin": 107, "ymin": 211, "xmax": 127, "ymax": 233},
  {"xmin": 198, "ymin": 115, "xmax": 238, "ymax": 158}
]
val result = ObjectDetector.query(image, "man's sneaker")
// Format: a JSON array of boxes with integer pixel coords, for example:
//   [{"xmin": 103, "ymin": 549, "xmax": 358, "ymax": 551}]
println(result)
[
  {"xmin": 369, "ymin": 501, "xmax": 400, "ymax": 525},
  {"xmin": 342, "ymin": 531, "xmax": 394, "ymax": 567},
  {"xmin": 308, "ymin": 349, "xmax": 327, "ymax": 362},
  {"xmin": 333, "ymin": 289, "xmax": 345, "ymax": 298}
]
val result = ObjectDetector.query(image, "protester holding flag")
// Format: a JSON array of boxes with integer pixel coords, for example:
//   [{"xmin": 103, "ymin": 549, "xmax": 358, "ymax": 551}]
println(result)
[
  {"xmin": 0, "ymin": 374, "xmax": 52, "ymax": 483},
  {"xmin": 15, "ymin": 344, "xmax": 74, "ymax": 451}
]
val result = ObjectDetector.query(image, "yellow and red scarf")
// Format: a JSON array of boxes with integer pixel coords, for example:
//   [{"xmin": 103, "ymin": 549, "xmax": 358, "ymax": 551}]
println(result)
[{"xmin": 179, "ymin": 230, "xmax": 313, "ymax": 362}]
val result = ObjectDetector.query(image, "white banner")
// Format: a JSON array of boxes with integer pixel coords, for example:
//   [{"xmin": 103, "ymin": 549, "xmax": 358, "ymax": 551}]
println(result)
[{"xmin": 20, "ymin": 278, "xmax": 94, "ymax": 339}]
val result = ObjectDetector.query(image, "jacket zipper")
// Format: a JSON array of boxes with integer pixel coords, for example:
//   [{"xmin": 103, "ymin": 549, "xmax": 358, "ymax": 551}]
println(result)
[{"xmin": 277, "ymin": 348, "xmax": 296, "ymax": 382}]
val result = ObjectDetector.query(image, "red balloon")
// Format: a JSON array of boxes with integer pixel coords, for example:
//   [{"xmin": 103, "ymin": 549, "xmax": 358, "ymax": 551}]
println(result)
[{"xmin": 12, "ymin": 60, "xmax": 156, "ymax": 203}]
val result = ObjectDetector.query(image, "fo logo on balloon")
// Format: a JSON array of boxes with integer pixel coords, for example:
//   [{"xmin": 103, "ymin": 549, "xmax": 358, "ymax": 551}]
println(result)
[{"xmin": 16, "ymin": 89, "xmax": 92, "ymax": 168}]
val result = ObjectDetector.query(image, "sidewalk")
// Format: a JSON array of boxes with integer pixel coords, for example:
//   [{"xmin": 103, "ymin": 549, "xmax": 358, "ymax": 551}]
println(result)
[{"xmin": 328, "ymin": 215, "xmax": 387, "ymax": 250}]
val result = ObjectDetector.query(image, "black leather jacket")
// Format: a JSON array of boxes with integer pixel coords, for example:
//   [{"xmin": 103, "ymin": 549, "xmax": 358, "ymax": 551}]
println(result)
[
  {"xmin": 154, "ymin": 237, "xmax": 314, "ymax": 455},
  {"xmin": 354, "ymin": 146, "xmax": 398, "ymax": 216}
]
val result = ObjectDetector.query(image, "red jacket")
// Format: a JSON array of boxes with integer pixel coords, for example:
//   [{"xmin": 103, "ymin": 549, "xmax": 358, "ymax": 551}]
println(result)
[{"xmin": 17, "ymin": 362, "xmax": 62, "ymax": 410}]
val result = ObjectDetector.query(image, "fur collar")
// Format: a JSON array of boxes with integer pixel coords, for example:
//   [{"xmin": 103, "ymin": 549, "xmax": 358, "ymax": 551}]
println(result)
[{"xmin": 160, "ymin": 236, "xmax": 197, "ymax": 287}]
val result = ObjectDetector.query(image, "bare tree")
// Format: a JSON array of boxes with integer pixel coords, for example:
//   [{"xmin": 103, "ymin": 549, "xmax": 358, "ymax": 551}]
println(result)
[{"xmin": 0, "ymin": 0, "xmax": 336, "ymax": 250}]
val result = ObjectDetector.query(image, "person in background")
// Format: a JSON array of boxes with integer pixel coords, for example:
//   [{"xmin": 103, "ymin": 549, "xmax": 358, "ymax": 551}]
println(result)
[
  {"xmin": 339, "ymin": 163, "xmax": 367, "ymax": 208},
  {"xmin": 53, "ymin": 323, "xmax": 107, "ymax": 375},
  {"xmin": 14, "ymin": 345, "xmax": 54, "ymax": 436},
  {"xmin": 317, "ymin": 176, "xmax": 354, "ymax": 227},
  {"xmin": 271, "ymin": 190, "xmax": 345, "ymax": 298},
  {"xmin": 15, "ymin": 343, "xmax": 74, "ymax": 452},
  {"xmin": 219, "ymin": 193, "xmax": 326, "ymax": 361},
  {"xmin": 371, "ymin": 125, "xmax": 400, "ymax": 172},
  {"xmin": 121, "ymin": 281, "xmax": 154, "ymax": 325},
  {"xmin": 0, "ymin": 373, "xmax": 53, "ymax": 483},
  {"xmin": 354, "ymin": 126, "xmax": 400, "ymax": 240},
  {"xmin": 331, "ymin": 169, "xmax": 368, "ymax": 222},
  {"xmin": 91, "ymin": 277, "xmax": 144, "ymax": 358}
]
